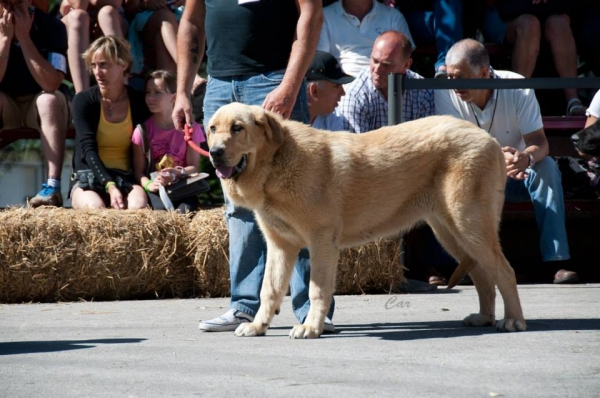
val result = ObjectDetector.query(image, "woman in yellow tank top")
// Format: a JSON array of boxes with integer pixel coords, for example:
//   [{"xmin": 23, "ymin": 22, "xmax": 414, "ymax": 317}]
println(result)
[{"xmin": 70, "ymin": 36, "xmax": 151, "ymax": 209}]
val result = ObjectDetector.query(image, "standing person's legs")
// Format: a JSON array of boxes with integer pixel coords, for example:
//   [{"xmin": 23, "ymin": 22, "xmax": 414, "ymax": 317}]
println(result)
[{"xmin": 200, "ymin": 72, "xmax": 334, "ymax": 331}]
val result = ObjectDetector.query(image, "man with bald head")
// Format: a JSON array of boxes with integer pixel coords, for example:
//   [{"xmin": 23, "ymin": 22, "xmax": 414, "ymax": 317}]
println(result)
[
  {"xmin": 435, "ymin": 38, "xmax": 578, "ymax": 284},
  {"xmin": 337, "ymin": 30, "xmax": 434, "ymax": 133}
]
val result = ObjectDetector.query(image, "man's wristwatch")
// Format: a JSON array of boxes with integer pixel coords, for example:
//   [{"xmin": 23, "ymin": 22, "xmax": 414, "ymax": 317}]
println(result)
[{"xmin": 526, "ymin": 153, "xmax": 535, "ymax": 169}]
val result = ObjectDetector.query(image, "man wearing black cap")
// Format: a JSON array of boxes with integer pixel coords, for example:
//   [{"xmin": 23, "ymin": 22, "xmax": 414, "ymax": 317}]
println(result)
[{"xmin": 306, "ymin": 51, "xmax": 354, "ymax": 130}]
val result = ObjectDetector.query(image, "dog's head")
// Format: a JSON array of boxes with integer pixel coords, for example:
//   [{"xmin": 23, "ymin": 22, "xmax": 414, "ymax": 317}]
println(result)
[
  {"xmin": 206, "ymin": 103, "xmax": 285, "ymax": 180},
  {"xmin": 571, "ymin": 119, "xmax": 600, "ymax": 172}
]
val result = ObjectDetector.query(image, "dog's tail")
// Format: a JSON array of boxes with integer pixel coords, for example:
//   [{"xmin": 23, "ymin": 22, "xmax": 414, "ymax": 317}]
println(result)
[{"xmin": 446, "ymin": 260, "xmax": 478, "ymax": 289}]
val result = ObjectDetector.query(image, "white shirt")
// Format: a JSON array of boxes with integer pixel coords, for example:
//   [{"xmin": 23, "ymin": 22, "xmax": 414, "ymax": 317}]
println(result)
[
  {"xmin": 586, "ymin": 90, "xmax": 600, "ymax": 118},
  {"xmin": 317, "ymin": 0, "xmax": 414, "ymax": 78},
  {"xmin": 434, "ymin": 70, "xmax": 543, "ymax": 151}
]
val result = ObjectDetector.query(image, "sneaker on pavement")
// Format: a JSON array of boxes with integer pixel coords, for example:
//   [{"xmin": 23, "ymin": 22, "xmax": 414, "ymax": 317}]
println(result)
[
  {"xmin": 323, "ymin": 317, "xmax": 336, "ymax": 334},
  {"xmin": 397, "ymin": 278, "xmax": 438, "ymax": 293},
  {"xmin": 198, "ymin": 309, "xmax": 254, "ymax": 332},
  {"xmin": 29, "ymin": 184, "xmax": 63, "ymax": 208}
]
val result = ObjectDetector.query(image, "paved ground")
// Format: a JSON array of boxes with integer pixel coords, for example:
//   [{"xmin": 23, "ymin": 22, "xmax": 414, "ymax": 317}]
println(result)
[{"xmin": 1, "ymin": 284, "xmax": 599, "ymax": 397}]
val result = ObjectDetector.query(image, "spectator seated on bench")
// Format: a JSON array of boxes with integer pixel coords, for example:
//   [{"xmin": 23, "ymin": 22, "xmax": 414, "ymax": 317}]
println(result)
[
  {"xmin": 434, "ymin": 38, "xmax": 579, "ymax": 283},
  {"xmin": 480, "ymin": 0, "xmax": 586, "ymax": 116},
  {"xmin": 0, "ymin": 0, "xmax": 70, "ymax": 207}
]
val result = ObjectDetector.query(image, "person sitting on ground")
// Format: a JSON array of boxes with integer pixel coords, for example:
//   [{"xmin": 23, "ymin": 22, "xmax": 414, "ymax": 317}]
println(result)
[
  {"xmin": 389, "ymin": 0, "xmax": 464, "ymax": 78},
  {"xmin": 317, "ymin": 0, "xmax": 414, "ymax": 78},
  {"xmin": 60, "ymin": 0, "xmax": 130, "ymax": 93},
  {"xmin": 131, "ymin": 70, "xmax": 204, "ymax": 213},
  {"xmin": 338, "ymin": 30, "xmax": 434, "ymax": 133},
  {"xmin": 306, "ymin": 50, "xmax": 354, "ymax": 130},
  {"xmin": 0, "ymin": 0, "xmax": 70, "ymax": 208},
  {"xmin": 435, "ymin": 38, "xmax": 579, "ymax": 284},
  {"xmin": 70, "ymin": 36, "xmax": 151, "ymax": 210},
  {"xmin": 481, "ymin": 0, "xmax": 586, "ymax": 116}
]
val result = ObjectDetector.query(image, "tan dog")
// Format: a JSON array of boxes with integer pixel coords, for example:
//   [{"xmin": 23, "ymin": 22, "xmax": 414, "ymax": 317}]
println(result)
[{"xmin": 207, "ymin": 102, "xmax": 526, "ymax": 338}]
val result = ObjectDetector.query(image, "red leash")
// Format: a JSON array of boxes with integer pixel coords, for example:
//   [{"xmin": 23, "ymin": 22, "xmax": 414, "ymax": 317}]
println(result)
[{"xmin": 184, "ymin": 124, "xmax": 210, "ymax": 157}]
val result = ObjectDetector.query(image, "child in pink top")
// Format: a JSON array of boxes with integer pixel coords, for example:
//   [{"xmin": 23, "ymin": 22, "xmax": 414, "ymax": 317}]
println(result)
[{"xmin": 132, "ymin": 70, "xmax": 206, "ymax": 212}]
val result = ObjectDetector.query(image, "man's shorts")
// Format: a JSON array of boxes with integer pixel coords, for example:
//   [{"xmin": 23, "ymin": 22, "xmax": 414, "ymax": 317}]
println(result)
[{"xmin": 0, "ymin": 90, "xmax": 70, "ymax": 131}]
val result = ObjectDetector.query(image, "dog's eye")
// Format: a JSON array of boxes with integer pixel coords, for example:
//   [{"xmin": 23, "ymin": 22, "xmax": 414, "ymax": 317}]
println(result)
[
  {"xmin": 209, "ymin": 126, "xmax": 216, "ymax": 134},
  {"xmin": 232, "ymin": 124, "xmax": 244, "ymax": 133}
]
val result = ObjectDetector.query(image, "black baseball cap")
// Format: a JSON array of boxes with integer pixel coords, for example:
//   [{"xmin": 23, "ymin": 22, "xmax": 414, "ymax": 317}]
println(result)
[{"xmin": 306, "ymin": 51, "xmax": 355, "ymax": 84}]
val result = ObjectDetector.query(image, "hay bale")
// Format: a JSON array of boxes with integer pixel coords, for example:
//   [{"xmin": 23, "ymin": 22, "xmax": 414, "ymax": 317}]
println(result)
[
  {"xmin": 187, "ymin": 207, "xmax": 406, "ymax": 296},
  {"xmin": 188, "ymin": 207, "xmax": 230, "ymax": 297},
  {"xmin": 337, "ymin": 237, "xmax": 406, "ymax": 295},
  {"xmin": 0, "ymin": 207, "xmax": 407, "ymax": 303},
  {"xmin": 0, "ymin": 207, "xmax": 194, "ymax": 303}
]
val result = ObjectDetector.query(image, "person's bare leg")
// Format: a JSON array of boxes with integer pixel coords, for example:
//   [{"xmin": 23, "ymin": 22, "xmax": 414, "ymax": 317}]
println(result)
[
  {"xmin": 96, "ymin": 5, "xmax": 124, "ymax": 37},
  {"xmin": 62, "ymin": 10, "xmax": 90, "ymax": 93},
  {"xmin": 143, "ymin": 8, "xmax": 179, "ymax": 71},
  {"xmin": 545, "ymin": 14, "xmax": 579, "ymax": 102},
  {"xmin": 36, "ymin": 93, "xmax": 68, "ymax": 181},
  {"xmin": 505, "ymin": 14, "xmax": 541, "ymax": 78}
]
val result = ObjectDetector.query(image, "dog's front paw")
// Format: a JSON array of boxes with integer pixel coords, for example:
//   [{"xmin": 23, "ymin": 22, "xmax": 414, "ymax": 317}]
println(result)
[
  {"xmin": 496, "ymin": 318, "xmax": 527, "ymax": 332},
  {"xmin": 289, "ymin": 324, "xmax": 321, "ymax": 339},
  {"xmin": 462, "ymin": 313, "xmax": 495, "ymax": 327},
  {"xmin": 234, "ymin": 322, "xmax": 267, "ymax": 337}
]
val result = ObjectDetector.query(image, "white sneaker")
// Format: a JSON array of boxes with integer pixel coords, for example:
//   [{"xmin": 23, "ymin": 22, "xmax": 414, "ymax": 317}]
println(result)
[
  {"xmin": 323, "ymin": 317, "xmax": 336, "ymax": 334},
  {"xmin": 198, "ymin": 309, "xmax": 254, "ymax": 332}
]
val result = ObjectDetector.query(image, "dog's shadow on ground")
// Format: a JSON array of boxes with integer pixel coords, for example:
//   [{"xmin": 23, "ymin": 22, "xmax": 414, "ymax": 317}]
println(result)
[
  {"xmin": 316, "ymin": 318, "xmax": 600, "ymax": 341},
  {"xmin": 0, "ymin": 338, "xmax": 147, "ymax": 356}
]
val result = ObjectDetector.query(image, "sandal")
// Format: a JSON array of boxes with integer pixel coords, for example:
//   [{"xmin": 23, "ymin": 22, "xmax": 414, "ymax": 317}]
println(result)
[{"xmin": 566, "ymin": 98, "xmax": 586, "ymax": 116}]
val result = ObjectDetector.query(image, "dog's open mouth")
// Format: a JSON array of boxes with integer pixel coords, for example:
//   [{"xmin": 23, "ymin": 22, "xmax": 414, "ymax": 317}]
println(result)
[{"xmin": 215, "ymin": 155, "xmax": 248, "ymax": 179}]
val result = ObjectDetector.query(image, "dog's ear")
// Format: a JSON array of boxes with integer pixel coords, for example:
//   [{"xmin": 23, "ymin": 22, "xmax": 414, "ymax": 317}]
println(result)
[{"xmin": 251, "ymin": 106, "xmax": 284, "ymax": 146}]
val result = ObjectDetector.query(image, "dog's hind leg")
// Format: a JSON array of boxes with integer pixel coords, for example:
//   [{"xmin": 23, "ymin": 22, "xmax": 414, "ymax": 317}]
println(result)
[
  {"xmin": 428, "ymin": 218, "xmax": 496, "ymax": 327},
  {"xmin": 234, "ymin": 235, "xmax": 299, "ymax": 337},
  {"xmin": 289, "ymin": 238, "xmax": 339, "ymax": 339},
  {"xmin": 432, "ymin": 216, "xmax": 526, "ymax": 332}
]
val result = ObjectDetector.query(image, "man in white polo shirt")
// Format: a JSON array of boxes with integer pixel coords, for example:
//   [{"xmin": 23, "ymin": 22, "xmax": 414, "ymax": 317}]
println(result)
[
  {"xmin": 435, "ymin": 38, "xmax": 579, "ymax": 284},
  {"xmin": 318, "ymin": 0, "xmax": 414, "ymax": 78}
]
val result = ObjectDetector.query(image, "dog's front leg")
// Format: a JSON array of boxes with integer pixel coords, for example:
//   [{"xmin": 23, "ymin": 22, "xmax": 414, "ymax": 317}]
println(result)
[
  {"xmin": 289, "ymin": 243, "xmax": 339, "ymax": 339},
  {"xmin": 234, "ymin": 236, "xmax": 298, "ymax": 337}
]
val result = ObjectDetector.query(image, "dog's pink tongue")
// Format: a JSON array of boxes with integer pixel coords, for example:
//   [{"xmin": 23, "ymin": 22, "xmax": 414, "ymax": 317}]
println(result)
[{"xmin": 216, "ymin": 166, "xmax": 234, "ymax": 179}]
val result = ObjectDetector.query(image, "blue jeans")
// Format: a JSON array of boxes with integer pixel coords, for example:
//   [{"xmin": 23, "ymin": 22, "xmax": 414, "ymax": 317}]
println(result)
[
  {"xmin": 504, "ymin": 156, "xmax": 570, "ymax": 262},
  {"xmin": 203, "ymin": 71, "xmax": 335, "ymax": 322},
  {"xmin": 403, "ymin": 0, "xmax": 463, "ymax": 71},
  {"xmin": 482, "ymin": 5, "xmax": 508, "ymax": 45}
]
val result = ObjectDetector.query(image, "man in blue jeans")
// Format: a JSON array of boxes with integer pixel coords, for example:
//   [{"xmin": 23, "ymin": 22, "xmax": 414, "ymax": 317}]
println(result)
[
  {"xmin": 435, "ymin": 38, "xmax": 579, "ymax": 284},
  {"xmin": 172, "ymin": 0, "xmax": 337, "ymax": 332}
]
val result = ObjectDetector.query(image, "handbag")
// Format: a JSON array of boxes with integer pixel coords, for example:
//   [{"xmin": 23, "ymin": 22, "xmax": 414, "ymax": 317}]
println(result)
[
  {"xmin": 164, "ymin": 172, "xmax": 211, "ymax": 201},
  {"xmin": 150, "ymin": 171, "xmax": 210, "ymax": 210}
]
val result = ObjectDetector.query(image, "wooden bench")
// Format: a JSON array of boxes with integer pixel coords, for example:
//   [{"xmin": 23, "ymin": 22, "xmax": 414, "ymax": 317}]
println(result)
[{"xmin": 0, "ymin": 127, "xmax": 76, "ymax": 150}]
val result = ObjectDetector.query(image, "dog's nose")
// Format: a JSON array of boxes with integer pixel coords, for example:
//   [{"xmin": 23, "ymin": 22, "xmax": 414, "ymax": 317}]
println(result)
[
  {"xmin": 571, "ymin": 133, "xmax": 580, "ymax": 144},
  {"xmin": 210, "ymin": 147, "xmax": 225, "ymax": 159}
]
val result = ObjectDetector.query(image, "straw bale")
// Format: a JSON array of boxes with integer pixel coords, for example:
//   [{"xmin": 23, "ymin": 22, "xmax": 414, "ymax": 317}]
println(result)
[
  {"xmin": 187, "ymin": 207, "xmax": 406, "ymax": 296},
  {"xmin": 336, "ymin": 236, "xmax": 407, "ymax": 295},
  {"xmin": 1, "ymin": 207, "xmax": 406, "ymax": 303},
  {"xmin": 188, "ymin": 207, "xmax": 230, "ymax": 297},
  {"xmin": 0, "ymin": 207, "xmax": 194, "ymax": 303}
]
